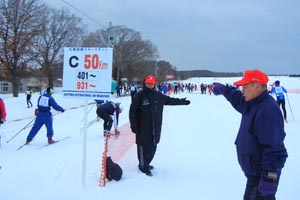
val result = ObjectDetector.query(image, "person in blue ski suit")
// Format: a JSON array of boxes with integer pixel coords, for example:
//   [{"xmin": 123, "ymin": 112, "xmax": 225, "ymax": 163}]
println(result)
[
  {"xmin": 25, "ymin": 87, "xmax": 65, "ymax": 144},
  {"xmin": 212, "ymin": 69, "xmax": 287, "ymax": 200},
  {"xmin": 271, "ymin": 80, "xmax": 288, "ymax": 121}
]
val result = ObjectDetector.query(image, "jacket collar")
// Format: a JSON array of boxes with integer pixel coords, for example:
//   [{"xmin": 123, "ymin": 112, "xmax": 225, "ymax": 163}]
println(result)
[
  {"xmin": 247, "ymin": 90, "xmax": 269, "ymax": 108},
  {"xmin": 143, "ymin": 84, "xmax": 155, "ymax": 93}
]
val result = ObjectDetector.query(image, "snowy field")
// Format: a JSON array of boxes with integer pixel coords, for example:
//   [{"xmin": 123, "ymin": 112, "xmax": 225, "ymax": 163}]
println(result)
[{"xmin": 0, "ymin": 76, "xmax": 299, "ymax": 200}]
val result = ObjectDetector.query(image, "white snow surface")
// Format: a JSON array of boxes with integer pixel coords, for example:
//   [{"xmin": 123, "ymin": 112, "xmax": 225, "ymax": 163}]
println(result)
[{"xmin": 0, "ymin": 76, "xmax": 299, "ymax": 200}]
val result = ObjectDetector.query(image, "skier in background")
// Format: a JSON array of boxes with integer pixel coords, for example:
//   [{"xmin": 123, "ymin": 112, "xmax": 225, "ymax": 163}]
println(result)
[
  {"xmin": 26, "ymin": 87, "xmax": 33, "ymax": 108},
  {"xmin": 271, "ymin": 80, "xmax": 288, "ymax": 122},
  {"xmin": 129, "ymin": 83, "xmax": 137, "ymax": 101},
  {"xmin": 136, "ymin": 81, "xmax": 143, "ymax": 93}
]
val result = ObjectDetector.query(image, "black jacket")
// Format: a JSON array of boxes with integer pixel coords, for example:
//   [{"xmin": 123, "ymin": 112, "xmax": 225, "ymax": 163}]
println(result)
[
  {"xmin": 129, "ymin": 86, "xmax": 189, "ymax": 145},
  {"xmin": 96, "ymin": 102, "xmax": 120, "ymax": 124}
]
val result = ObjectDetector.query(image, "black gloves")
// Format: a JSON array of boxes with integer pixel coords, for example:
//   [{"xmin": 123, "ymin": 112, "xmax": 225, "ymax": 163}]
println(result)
[{"xmin": 182, "ymin": 98, "xmax": 191, "ymax": 105}]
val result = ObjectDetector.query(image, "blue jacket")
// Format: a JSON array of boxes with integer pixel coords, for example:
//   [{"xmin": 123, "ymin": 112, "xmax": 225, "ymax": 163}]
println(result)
[
  {"xmin": 37, "ymin": 93, "xmax": 64, "ymax": 112},
  {"xmin": 223, "ymin": 87, "xmax": 288, "ymax": 178},
  {"xmin": 271, "ymin": 86, "xmax": 287, "ymax": 100}
]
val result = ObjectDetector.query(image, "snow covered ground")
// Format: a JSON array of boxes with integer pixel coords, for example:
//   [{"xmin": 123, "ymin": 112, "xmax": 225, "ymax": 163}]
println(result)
[{"xmin": 0, "ymin": 76, "xmax": 299, "ymax": 200}]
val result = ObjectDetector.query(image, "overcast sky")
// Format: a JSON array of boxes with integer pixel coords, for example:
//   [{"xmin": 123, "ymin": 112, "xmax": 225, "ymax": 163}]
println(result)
[{"xmin": 44, "ymin": 0, "xmax": 300, "ymax": 74}]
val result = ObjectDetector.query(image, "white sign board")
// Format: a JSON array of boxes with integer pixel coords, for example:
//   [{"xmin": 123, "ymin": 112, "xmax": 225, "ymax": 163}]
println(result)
[{"xmin": 62, "ymin": 47, "xmax": 113, "ymax": 100}]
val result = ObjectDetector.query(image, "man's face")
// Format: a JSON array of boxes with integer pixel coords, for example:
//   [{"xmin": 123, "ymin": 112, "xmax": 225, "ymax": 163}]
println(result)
[
  {"xmin": 145, "ymin": 82, "xmax": 155, "ymax": 89},
  {"xmin": 241, "ymin": 82, "xmax": 262, "ymax": 101}
]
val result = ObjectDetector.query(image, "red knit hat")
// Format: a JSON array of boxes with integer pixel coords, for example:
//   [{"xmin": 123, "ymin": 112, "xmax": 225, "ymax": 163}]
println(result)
[
  {"xmin": 234, "ymin": 69, "xmax": 269, "ymax": 86},
  {"xmin": 145, "ymin": 75, "xmax": 156, "ymax": 84}
]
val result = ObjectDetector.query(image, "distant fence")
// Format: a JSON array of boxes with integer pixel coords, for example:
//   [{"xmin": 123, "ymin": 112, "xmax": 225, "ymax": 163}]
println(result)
[{"xmin": 287, "ymin": 89, "xmax": 300, "ymax": 94}]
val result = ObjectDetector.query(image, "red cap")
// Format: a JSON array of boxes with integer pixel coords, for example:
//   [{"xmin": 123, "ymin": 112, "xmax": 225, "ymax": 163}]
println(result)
[
  {"xmin": 145, "ymin": 75, "xmax": 156, "ymax": 84},
  {"xmin": 234, "ymin": 69, "xmax": 269, "ymax": 86}
]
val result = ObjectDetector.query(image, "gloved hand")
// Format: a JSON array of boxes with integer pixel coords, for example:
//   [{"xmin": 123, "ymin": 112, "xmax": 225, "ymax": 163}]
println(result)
[
  {"xmin": 258, "ymin": 172, "xmax": 278, "ymax": 197},
  {"xmin": 212, "ymin": 82, "xmax": 226, "ymax": 95},
  {"xmin": 115, "ymin": 129, "xmax": 120, "ymax": 135},
  {"xmin": 115, "ymin": 129, "xmax": 120, "ymax": 139},
  {"xmin": 61, "ymin": 109, "xmax": 65, "ymax": 113},
  {"xmin": 182, "ymin": 98, "xmax": 191, "ymax": 105},
  {"xmin": 34, "ymin": 109, "xmax": 39, "ymax": 116}
]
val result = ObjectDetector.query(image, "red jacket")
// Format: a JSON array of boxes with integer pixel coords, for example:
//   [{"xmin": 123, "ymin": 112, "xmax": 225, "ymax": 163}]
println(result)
[{"xmin": 0, "ymin": 98, "xmax": 7, "ymax": 122}]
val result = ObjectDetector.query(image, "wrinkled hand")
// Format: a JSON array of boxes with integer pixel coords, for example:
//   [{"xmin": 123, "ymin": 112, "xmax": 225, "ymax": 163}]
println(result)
[
  {"xmin": 212, "ymin": 82, "xmax": 226, "ymax": 95},
  {"xmin": 258, "ymin": 172, "xmax": 278, "ymax": 197}
]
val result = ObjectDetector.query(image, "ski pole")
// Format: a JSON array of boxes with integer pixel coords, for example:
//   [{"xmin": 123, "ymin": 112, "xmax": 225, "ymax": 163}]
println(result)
[
  {"xmin": 80, "ymin": 117, "xmax": 100, "ymax": 133},
  {"xmin": 81, "ymin": 103, "xmax": 96, "ymax": 122},
  {"xmin": 286, "ymin": 93, "xmax": 295, "ymax": 122},
  {"xmin": 6, "ymin": 118, "xmax": 35, "ymax": 143}
]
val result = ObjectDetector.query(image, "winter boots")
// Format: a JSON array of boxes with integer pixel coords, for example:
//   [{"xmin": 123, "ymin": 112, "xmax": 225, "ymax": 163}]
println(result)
[
  {"xmin": 138, "ymin": 165, "xmax": 154, "ymax": 176},
  {"xmin": 139, "ymin": 167, "xmax": 152, "ymax": 176},
  {"xmin": 48, "ymin": 138, "xmax": 56, "ymax": 144},
  {"xmin": 25, "ymin": 138, "xmax": 56, "ymax": 145}
]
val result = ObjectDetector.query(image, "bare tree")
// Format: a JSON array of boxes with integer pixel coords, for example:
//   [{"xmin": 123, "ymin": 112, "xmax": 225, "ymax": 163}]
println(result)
[
  {"xmin": 0, "ymin": 0, "xmax": 45, "ymax": 97},
  {"xmin": 156, "ymin": 60, "xmax": 177, "ymax": 82},
  {"xmin": 82, "ymin": 25, "xmax": 158, "ymax": 84},
  {"xmin": 82, "ymin": 30, "xmax": 108, "ymax": 47},
  {"xmin": 120, "ymin": 38, "xmax": 157, "ymax": 83},
  {"xmin": 34, "ymin": 7, "xmax": 85, "ymax": 87}
]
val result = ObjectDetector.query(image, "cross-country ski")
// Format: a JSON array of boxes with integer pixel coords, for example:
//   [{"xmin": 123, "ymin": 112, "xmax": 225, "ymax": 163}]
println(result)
[
  {"xmin": 16, "ymin": 136, "xmax": 71, "ymax": 151},
  {"xmin": 37, "ymin": 136, "xmax": 71, "ymax": 149}
]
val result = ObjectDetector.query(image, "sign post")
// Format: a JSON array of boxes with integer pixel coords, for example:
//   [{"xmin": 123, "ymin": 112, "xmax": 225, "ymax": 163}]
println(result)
[{"xmin": 62, "ymin": 47, "xmax": 113, "ymax": 186}]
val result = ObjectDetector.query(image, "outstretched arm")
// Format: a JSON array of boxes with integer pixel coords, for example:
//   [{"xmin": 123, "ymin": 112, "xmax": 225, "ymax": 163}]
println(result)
[
  {"xmin": 163, "ymin": 95, "xmax": 190, "ymax": 106},
  {"xmin": 212, "ymin": 82, "xmax": 245, "ymax": 114},
  {"xmin": 49, "ymin": 97, "xmax": 64, "ymax": 112}
]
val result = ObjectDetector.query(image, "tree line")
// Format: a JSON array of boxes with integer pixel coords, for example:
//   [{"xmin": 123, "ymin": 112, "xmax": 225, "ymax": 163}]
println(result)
[{"xmin": 0, "ymin": 0, "xmax": 177, "ymax": 97}]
